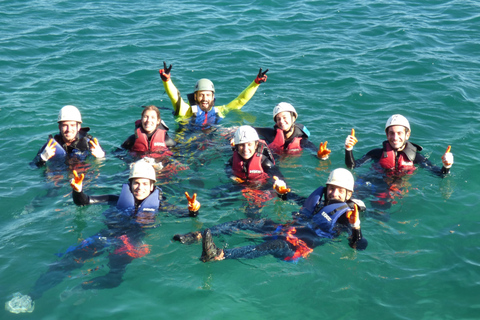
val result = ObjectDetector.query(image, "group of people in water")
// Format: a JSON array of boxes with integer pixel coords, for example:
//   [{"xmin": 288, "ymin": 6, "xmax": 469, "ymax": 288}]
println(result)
[{"xmin": 6, "ymin": 62, "xmax": 454, "ymax": 314}]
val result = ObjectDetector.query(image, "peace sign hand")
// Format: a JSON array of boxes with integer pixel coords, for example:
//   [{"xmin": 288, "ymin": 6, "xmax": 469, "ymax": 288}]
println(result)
[
  {"xmin": 254, "ymin": 68, "xmax": 269, "ymax": 84},
  {"xmin": 70, "ymin": 170, "xmax": 85, "ymax": 192},
  {"xmin": 159, "ymin": 61, "xmax": 173, "ymax": 81}
]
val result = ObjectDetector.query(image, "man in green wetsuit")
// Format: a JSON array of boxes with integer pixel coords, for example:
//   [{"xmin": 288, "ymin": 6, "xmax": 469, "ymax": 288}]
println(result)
[{"xmin": 159, "ymin": 61, "xmax": 268, "ymax": 127}]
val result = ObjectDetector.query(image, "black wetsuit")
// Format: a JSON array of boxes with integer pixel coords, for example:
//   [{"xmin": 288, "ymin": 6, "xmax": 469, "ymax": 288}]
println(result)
[
  {"xmin": 205, "ymin": 191, "xmax": 367, "ymax": 261},
  {"xmin": 32, "ymin": 128, "xmax": 96, "ymax": 168},
  {"xmin": 345, "ymin": 141, "xmax": 449, "ymax": 176},
  {"xmin": 28, "ymin": 187, "xmax": 193, "ymax": 300}
]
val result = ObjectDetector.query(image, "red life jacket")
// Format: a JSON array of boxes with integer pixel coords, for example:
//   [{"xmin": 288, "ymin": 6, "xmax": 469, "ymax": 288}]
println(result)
[
  {"xmin": 268, "ymin": 128, "xmax": 303, "ymax": 153},
  {"xmin": 378, "ymin": 141, "xmax": 416, "ymax": 175},
  {"xmin": 131, "ymin": 127, "xmax": 172, "ymax": 157},
  {"xmin": 232, "ymin": 142, "xmax": 270, "ymax": 181}
]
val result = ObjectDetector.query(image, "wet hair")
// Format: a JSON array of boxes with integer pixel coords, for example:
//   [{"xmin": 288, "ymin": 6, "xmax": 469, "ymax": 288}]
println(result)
[{"xmin": 141, "ymin": 105, "xmax": 161, "ymax": 120}]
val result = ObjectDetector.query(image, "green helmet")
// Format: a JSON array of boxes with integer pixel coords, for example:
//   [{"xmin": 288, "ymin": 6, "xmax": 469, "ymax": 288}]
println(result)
[{"xmin": 194, "ymin": 79, "xmax": 215, "ymax": 93}]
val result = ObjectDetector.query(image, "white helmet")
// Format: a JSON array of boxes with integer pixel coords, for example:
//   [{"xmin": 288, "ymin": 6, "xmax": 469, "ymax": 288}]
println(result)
[
  {"xmin": 326, "ymin": 168, "xmax": 354, "ymax": 192},
  {"xmin": 58, "ymin": 105, "xmax": 82, "ymax": 123},
  {"xmin": 129, "ymin": 159, "xmax": 156, "ymax": 182},
  {"xmin": 234, "ymin": 125, "xmax": 259, "ymax": 145},
  {"xmin": 273, "ymin": 102, "xmax": 298, "ymax": 121},
  {"xmin": 194, "ymin": 78, "xmax": 215, "ymax": 93},
  {"xmin": 385, "ymin": 114, "xmax": 410, "ymax": 132}
]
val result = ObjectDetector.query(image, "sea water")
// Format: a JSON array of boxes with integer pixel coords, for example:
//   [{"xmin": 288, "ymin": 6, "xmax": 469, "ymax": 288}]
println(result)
[{"xmin": 1, "ymin": 0, "xmax": 479, "ymax": 319}]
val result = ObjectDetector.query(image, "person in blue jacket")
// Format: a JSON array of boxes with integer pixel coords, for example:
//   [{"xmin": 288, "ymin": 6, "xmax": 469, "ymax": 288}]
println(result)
[
  {"xmin": 173, "ymin": 168, "xmax": 367, "ymax": 263},
  {"xmin": 5, "ymin": 159, "xmax": 200, "ymax": 314}
]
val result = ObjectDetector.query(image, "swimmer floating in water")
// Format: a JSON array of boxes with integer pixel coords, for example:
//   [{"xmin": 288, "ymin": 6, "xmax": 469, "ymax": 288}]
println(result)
[
  {"xmin": 173, "ymin": 168, "xmax": 367, "ymax": 262},
  {"xmin": 32, "ymin": 105, "xmax": 105, "ymax": 168},
  {"xmin": 159, "ymin": 61, "xmax": 268, "ymax": 128},
  {"xmin": 5, "ymin": 159, "xmax": 200, "ymax": 314},
  {"xmin": 255, "ymin": 102, "xmax": 331, "ymax": 159},
  {"xmin": 345, "ymin": 114, "xmax": 454, "ymax": 176}
]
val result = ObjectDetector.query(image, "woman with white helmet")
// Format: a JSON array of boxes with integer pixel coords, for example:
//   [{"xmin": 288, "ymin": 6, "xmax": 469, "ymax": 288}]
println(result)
[
  {"xmin": 254, "ymin": 102, "xmax": 331, "ymax": 159},
  {"xmin": 228, "ymin": 125, "xmax": 283, "ymax": 182},
  {"xmin": 7, "ymin": 159, "xmax": 201, "ymax": 314},
  {"xmin": 32, "ymin": 105, "xmax": 105, "ymax": 168},
  {"xmin": 172, "ymin": 168, "xmax": 368, "ymax": 262},
  {"xmin": 121, "ymin": 105, "xmax": 177, "ymax": 158},
  {"xmin": 344, "ymin": 114, "xmax": 454, "ymax": 176},
  {"xmin": 159, "ymin": 61, "xmax": 268, "ymax": 128}
]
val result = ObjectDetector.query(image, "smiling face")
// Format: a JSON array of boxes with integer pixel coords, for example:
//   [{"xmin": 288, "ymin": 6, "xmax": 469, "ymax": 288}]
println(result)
[
  {"xmin": 194, "ymin": 90, "xmax": 215, "ymax": 112},
  {"xmin": 275, "ymin": 111, "xmax": 295, "ymax": 133},
  {"xmin": 237, "ymin": 141, "xmax": 258, "ymax": 160},
  {"xmin": 130, "ymin": 178, "xmax": 154, "ymax": 201},
  {"xmin": 58, "ymin": 121, "xmax": 80, "ymax": 144},
  {"xmin": 326, "ymin": 185, "xmax": 352, "ymax": 202},
  {"xmin": 386, "ymin": 125, "xmax": 410, "ymax": 151},
  {"xmin": 142, "ymin": 109, "xmax": 161, "ymax": 134}
]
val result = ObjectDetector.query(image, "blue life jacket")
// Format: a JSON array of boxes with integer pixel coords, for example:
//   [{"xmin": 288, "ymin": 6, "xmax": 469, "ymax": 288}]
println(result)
[
  {"xmin": 48, "ymin": 128, "xmax": 92, "ymax": 162},
  {"xmin": 189, "ymin": 105, "xmax": 221, "ymax": 126},
  {"xmin": 116, "ymin": 183, "xmax": 160, "ymax": 216},
  {"xmin": 298, "ymin": 186, "xmax": 350, "ymax": 239}
]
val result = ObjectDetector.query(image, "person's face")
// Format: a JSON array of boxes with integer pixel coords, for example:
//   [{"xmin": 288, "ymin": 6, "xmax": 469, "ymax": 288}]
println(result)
[
  {"xmin": 131, "ymin": 178, "xmax": 154, "ymax": 201},
  {"xmin": 237, "ymin": 141, "xmax": 258, "ymax": 160},
  {"xmin": 142, "ymin": 110, "xmax": 160, "ymax": 134},
  {"xmin": 58, "ymin": 121, "xmax": 80, "ymax": 143},
  {"xmin": 194, "ymin": 90, "xmax": 215, "ymax": 112},
  {"xmin": 326, "ymin": 185, "xmax": 351, "ymax": 202},
  {"xmin": 275, "ymin": 111, "xmax": 295, "ymax": 132},
  {"xmin": 386, "ymin": 125, "xmax": 410, "ymax": 150}
]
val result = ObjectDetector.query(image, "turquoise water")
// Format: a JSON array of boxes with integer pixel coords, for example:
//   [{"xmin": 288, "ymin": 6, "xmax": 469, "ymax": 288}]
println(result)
[{"xmin": 1, "ymin": 0, "xmax": 479, "ymax": 319}]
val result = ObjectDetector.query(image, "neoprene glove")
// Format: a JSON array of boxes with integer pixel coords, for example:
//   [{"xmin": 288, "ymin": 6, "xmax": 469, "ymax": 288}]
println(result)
[
  {"xmin": 317, "ymin": 141, "xmax": 331, "ymax": 160},
  {"xmin": 254, "ymin": 68, "xmax": 269, "ymax": 84},
  {"xmin": 345, "ymin": 128, "xmax": 358, "ymax": 151},
  {"xmin": 273, "ymin": 176, "xmax": 290, "ymax": 195},
  {"xmin": 346, "ymin": 204, "xmax": 360, "ymax": 229},
  {"xmin": 442, "ymin": 145, "xmax": 454, "ymax": 169},
  {"xmin": 89, "ymin": 138, "xmax": 105, "ymax": 158},
  {"xmin": 185, "ymin": 191, "xmax": 200, "ymax": 217},
  {"xmin": 40, "ymin": 139, "xmax": 57, "ymax": 161},
  {"xmin": 70, "ymin": 170, "xmax": 85, "ymax": 193},
  {"xmin": 159, "ymin": 61, "xmax": 172, "ymax": 82}
]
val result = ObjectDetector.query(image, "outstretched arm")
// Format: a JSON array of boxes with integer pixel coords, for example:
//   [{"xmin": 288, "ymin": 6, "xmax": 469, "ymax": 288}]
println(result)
[
  {"xmin": 415, "ymin": 146, "xmax": 452, "ymax": 177},
  {"xmin": 159, "ymin": 61, "xmax": 192, "ymax": 117},
  {"xmin": 220, "ymin": 68, "xmax": 269, "ymax": 115}
]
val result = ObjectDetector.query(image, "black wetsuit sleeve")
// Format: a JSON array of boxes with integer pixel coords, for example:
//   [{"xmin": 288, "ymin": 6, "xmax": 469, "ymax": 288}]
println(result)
[
  {"xmin": 31, "ymin": 147, "xmax": 47, "ymax": 168},
  {"xmin": 262, "ymin": 156, "xmax": 284, "ymax": 180},
  {"xmin": 164, "ymin": 133, "xmax": 177, "ymax": 148},
  {"xmin": 72, "ymin": 190, "xmax": 119, "ymax": 206},
  {"xmin": 414, "ymin": 153, "xmax": 450, "ymax": 177},
  {"xmin": 254, "ymin": 127, "xmax": 276, "ymax": 144},
  {"xmin": 121, "ymin": 134, "xmax": 136, "ymax": 150},
  {"xmin": 300, "ymin": 138, "xmax": 317, "ymax": 152},
  {"xmin": 345, "ymin": 148, "xmax": 383, "ymax": 169}
]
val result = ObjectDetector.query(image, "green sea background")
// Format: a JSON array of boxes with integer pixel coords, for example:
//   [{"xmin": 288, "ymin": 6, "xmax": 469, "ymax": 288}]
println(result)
[{"xmin": 1, "ymin": 0, "xmax": 479, "ymax": 319}]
